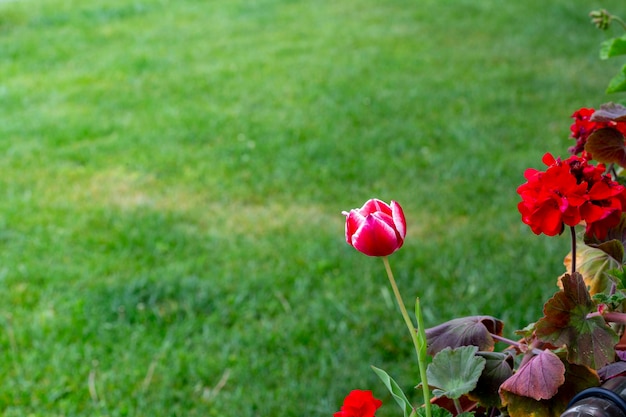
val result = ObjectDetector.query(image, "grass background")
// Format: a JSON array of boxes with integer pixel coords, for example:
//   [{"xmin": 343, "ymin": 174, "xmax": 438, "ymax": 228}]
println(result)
[{"xmin": 1, "ymin": 0, "xmax": 625, "ymax": 415}]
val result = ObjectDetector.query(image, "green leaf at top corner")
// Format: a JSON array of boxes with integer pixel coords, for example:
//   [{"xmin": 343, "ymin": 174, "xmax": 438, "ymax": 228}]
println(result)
[
  {"xmin": 600, "ymin": 35, "xmax": 626, "ymax": 60},
  {"xmin": 426, "ymin": 346, "xmax": 486, "ymax": 400}
]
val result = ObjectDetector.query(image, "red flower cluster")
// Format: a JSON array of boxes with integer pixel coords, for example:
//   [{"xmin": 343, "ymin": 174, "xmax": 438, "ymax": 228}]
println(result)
[
  {"xmin": 569, "ymin": 107, "xmax": 626, "ymax": 155},
  {"xmin": 334, "ymin": 390, "xmax": 382, "ymax": 417},
  {"xmin": 517, "ymin": 153, "xmax": 626, "ymax": 239}
]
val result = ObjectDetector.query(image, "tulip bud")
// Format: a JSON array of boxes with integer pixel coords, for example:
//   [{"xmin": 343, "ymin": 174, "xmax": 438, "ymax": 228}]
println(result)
[{"xmin": 343, "ymin": 199, "xmax": 406, "ymax": 257}]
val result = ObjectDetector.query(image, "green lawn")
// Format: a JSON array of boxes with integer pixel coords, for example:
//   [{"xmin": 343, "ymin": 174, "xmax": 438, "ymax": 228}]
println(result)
[{"xmin": 1, "ymin": 0, "xmax": 625, "ymax": 415}]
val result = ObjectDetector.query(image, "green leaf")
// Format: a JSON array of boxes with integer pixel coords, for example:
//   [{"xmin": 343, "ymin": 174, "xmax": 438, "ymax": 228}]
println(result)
[
  {"xmin": 535, "ymin": 273, "xmax": 619, "ymax": 368},
  {"xmin": 371, "ymin": 366, "xmax": 413, "ymax": 417},
  {"xmin": 468, "ymin": 351, "xmax": 514, "ymax": 407},
  {"xmin": 606, "ymin": 66, "xmax": 626, "ymax": 94},
  {"xmin": 415, "ymin": 404, "xmax": 453, "ymax": 417},
  {"xmin": 426, "ymin": 346, "xmax": 486, "ymax": 400},
  {"xmin": 600, "ymin": 35, "xmax": 626, "ymax": 59}
]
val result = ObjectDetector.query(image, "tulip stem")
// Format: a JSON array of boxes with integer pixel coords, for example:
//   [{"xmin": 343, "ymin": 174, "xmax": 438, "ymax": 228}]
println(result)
[{"xmin": 382, "ymin": 256, "xmax": 432, "ymax": 417}]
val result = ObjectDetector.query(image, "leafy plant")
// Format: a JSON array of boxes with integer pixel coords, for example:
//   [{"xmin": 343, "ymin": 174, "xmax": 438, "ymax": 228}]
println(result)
[{"xmin": 334, "ymin": 9, "xmax": 626, "ymax": 417}]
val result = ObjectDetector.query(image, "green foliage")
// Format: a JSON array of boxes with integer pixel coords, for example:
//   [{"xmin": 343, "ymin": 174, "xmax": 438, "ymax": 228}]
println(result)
[
  {"xmin": 536, "ymin": 274, "xmax": 618, "ymax": 369},
  {"xmin": 427, "ymin": 346, "xmax": 486, "ymax": 400},
  {"xmin": 600, "ymin": 34, "xmax": 626, "ymax": 59},
  {"xmin": 415, "ymin": 405, "xmax": 453, "ymax": 417},
  {"xmin": 372, "ymin": 366, "xmax": 414, "ymax": 417},
  {"xmin": 0, "ymin": 0, "xmax": 623, "ymax": 416}
]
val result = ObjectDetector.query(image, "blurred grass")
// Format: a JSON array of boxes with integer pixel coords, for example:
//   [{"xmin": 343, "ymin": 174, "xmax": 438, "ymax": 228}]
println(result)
[{"xmin": 1, "ymin": 0, "xmax": 626, "ymax": 415}]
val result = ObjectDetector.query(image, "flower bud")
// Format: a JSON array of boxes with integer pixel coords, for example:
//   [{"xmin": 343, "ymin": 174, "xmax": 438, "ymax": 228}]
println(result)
[
  {"xmin": 343, "ymin": 199, "xmax": 406, "ymax": 257},
  {"xmin": 590, "ymin": 9, "xmax": 611, "ymax": 30}
]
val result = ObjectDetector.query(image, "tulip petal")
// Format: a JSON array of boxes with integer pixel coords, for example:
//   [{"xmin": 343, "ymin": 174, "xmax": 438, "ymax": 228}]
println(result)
[
  {"xmin": 360, "ymin": 199, "xmax": 392, "ymax": 217},
  {"xmin": 390, "ymin": 200, "xmax": 406, "ymax": 240},
  {"xmin": 351, "ymin": 214, "xmax": 401, "ymax": 256},
  {"xmin": 344, "ymin": 210, "xmax": 366, "ymax": 245}
]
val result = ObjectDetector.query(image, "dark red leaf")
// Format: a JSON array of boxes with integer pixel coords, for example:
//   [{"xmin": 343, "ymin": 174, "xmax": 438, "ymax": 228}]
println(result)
[
  {"xmin": 585, "ymin": 127, "xmax": 626, "ymax": 168},
  {"xmin": 499, "ymin": 350, "xmax": 565, "ymax": 401},
  {"xmin": 500, "ymin": 355, "xmax": 599, "ymax": 417},
  {"xmin": 598, "ymin": 361, "xmax": 626, "ymax": 381},
  {"xmin": 425, "ymin": 316, "xmax": 504, "ymax": 356},
  {"xmin": 590, "ymin": 102, "xmax": 626, "ymax": 122}
]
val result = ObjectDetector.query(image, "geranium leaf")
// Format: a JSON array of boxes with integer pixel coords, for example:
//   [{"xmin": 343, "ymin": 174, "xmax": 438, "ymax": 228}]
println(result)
[
  {"xmin": 415, "ymin": 404, "xmax": 453, "ymax": 417},
  {"xmin": 499, "ymin": 350, "xmax": 565, "ymax": 401},
  {"xmin": 425, "ymin": 316, "xmax": 503, "ymax": 356},
  {"xmin": 561, "ymin": 241, "xmax": 622, "ymax": 295},
  {"xmin": 371, "ymin": 366, "xmax": 412, "ymax": 417},
  {"xmin": 598, "ymin": 361, "xmax": 626, "ymax": 381},
  {"xmin": 535, "ymin": 273, "xmax": 618, "ymax": 368},
  {"xmin": 600, "ymin": 35, "xmax": 626, "ymax": 59},
  {"xmin": 585, "ymin": 127, "xmax": 626, "ymax": 168},
  {"xmin": 500, "ymin": 354, "xmax": 599, "ymax": 417},
  {"xmin": 426, "ymin": 346, "xmax": 486, "ymax": 400},
  {"xmin": 467, "ymin": 351, "xmax": 514, "ymax": 407},
  {"xmin": 590, "ymin": 102, "xmax": 626, "ymax": 122}
]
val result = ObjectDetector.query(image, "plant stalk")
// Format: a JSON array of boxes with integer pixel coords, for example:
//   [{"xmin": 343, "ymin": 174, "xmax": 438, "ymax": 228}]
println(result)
[
  {"xmin": 382, "ymin": 256, "xmax": 431, "ymax": 417},
  {"xmin": 570, "ymin": 225, "xmax": 576, "ymax": 275}
]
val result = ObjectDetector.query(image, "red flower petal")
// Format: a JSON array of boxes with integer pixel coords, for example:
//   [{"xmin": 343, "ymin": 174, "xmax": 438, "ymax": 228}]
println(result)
[
  {"xmin": 351, "ymin": 214, "xmax": 402, "ymax": 257},
  {"xmin": 334, "ymin": 390, "xmax": 382, "ymax": 417}
]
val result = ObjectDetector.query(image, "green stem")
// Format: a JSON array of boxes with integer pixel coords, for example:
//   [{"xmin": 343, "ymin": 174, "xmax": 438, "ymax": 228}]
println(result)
[
  {"xmin": 382, "ymin": 256, "xmax": 432, "ymax": 417},
  {"xmin": 570, "ymin": 225, "xmax": 576, "ymax": 275},
  {"xmin": 612, "ymin": 15, "xmax": 626, "ymax": 31},
  {"xmin": 453, "ymin": 398, "xmax": 464, "ymax": 415}
]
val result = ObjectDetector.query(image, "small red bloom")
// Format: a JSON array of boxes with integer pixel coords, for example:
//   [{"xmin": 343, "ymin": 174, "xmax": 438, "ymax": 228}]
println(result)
[
  {"xmin": 569, "ymin": 107, "xmax": 626, "ymax": 156},
  {"xmin": 343, "ymin": 199, "xmax": 406, "ymax": 257},
  {"xmin": 334, "ymin": 390, "xmax": 382, "ymax": 417}
]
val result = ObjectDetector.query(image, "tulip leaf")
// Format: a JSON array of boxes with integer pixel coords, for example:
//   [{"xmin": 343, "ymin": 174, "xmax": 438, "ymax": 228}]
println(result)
[
  {"xmin": 426, "ymin": 346, "xmax": 486, "ymax": 400},
  {"xmin": 425, "ymin": 316, "xmax": 503, "ymax": 356},
  {"xmin": 500, "ymin": 354, "xmax": 599, "ymax": 417},
  {"xmin": 585, "ymin": 127, "xmax": 626, "ymax": 168},
  {"xmin": 371, "ymin": 366, "xmax": 412, "ymax": 417},
  {"xmin": 535, "ymin": 273, "xmax": 619, "ymax": 369}
]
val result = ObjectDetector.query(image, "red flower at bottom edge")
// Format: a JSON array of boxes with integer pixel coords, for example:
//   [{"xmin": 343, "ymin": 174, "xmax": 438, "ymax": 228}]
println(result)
[{"xmin": 334, "ymin": 390, "xmax": 383, "ymax": 417}]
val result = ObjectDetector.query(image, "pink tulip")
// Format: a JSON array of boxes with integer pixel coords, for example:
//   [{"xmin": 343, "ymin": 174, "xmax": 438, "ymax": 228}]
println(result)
[{"xmin": 343, "ymin": 199, "xmax": 406, "ymax": 257}]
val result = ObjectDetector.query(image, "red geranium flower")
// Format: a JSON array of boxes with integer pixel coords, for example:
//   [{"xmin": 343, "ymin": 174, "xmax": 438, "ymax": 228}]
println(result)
[
  {"xmin": 333, "ymin": 390, "xmax": 382, "ymax": 417},
  {"xmin": 517, "ymin": 153, "xmax": 626, "ymax": 239},
  {"xmin": 569, "ymin": 107, "xmax": 626, "ymax": 156},
  {"xmin": 517, "ymin": 154, "xmax": 588, "ymax": 236}
]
